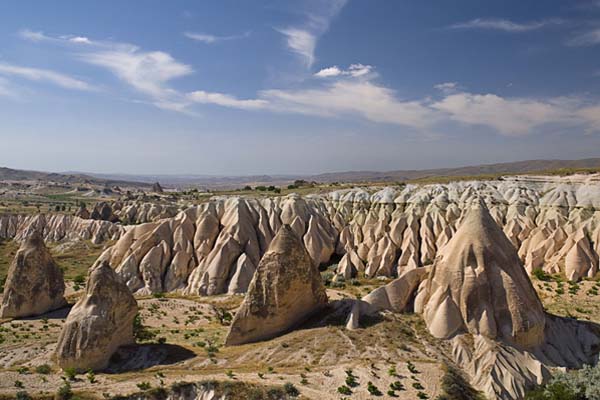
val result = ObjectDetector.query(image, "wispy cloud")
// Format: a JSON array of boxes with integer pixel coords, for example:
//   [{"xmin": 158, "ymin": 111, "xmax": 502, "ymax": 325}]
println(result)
[
  {"xmin": 184, "ymin": 74, "xmax": 600, "ymax": 136},
  {"xmin": 567, "ymin": 28, "xmax": 600, "ymax": 46},
  {"xmin": 450, "ymin": 18, "xmax": 563, "ymax": 32},
  {"xmin": 260, "ymin": 79, "xmax": 436, "ymax": 129},
  {"xmin": 80, "ymin": 50, "xmax": 192, "ymax": 100},
  {"xmin": 278, "ymin": 28, "xmax": 318, "ymax": 67},
  {"xmin": 187, "ymin": 91, "xmax": 267, "ymax": 110},
  {"xmin": 19, "ymin": 29, "xmax": 136, "ymax": 51},
  {"xmin": 19, "ymin": 29, "xmax": 192, "ymax": 110},
  {"xmin": 184, "ymin": 31, "xmax": 250, "ymax": 44},
  {"xmin": 434, "ymin": 82, "xmax": 460, "ymax": 94},
  {"xmin": 0, "ymin": 62, "xmax": 95, "ymax": 91},
  {"xmin": 431, "ymin": 93, "xmax": 577, "ymax": 136},
  {"xmin": 314, "ymin": 64, "xmax": 373, "ymax": 78},
  {"xmin": 278, "ymin": 0, "xmax": 347, "ymax": 67}
]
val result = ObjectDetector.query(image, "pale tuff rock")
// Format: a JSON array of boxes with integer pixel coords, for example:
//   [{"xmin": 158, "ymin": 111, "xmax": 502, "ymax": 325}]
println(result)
[
  {"xmin": 417, "ymin": 201, "xmax": 546, "ymax": 348},
  {"xmin": 0, "ymin": 232, "xmax": 66, "ymax": 318},
  {"xmin": 227, "ymin": 254, "xmax": 256, "ymax": 294},
  {"xmin": 94, "ymin": 175, "xmax": 600, "ymax": 295},
  {"xmin": 0, "ymin": 213, "xmax": 123, "ymax": 244},
  {"xmin": 410, "ymin": 199, "xmax": 600, "ymax": 400},
  {"xmin": 225, "ymin": 225, "xmax": 328, "ymax": 345},
  {"xmin": 451, "ymin": 334, "xmax": 549, "ymax": 400},
  {"xmin": 362, "ymin": 266, "xmax": 430, "ymax": 314},
  {"xmin": 54, "ymin": 261, "xmax": 138, "ymax": 372},
  {"xmin": 336, "ymin": 249, "xmax": 365, "ymax": 279}
]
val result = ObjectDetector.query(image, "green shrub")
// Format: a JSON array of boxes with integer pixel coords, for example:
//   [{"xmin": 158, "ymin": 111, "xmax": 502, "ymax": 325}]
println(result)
[
  {"xmin": 338, "ymin": 385, "xmax": 352, "ymax": 395},
  {"xmin": 532, "ymin": 269, "xmax": 551, "ymax": 281},
  {"xmin": 283, "ymin": 382, "xmax": 299, "ymax": 397},
  {"xmin": 35, "ymin": 364, "xmax": 51, "ymax": 374},
  {"xmin": 367, "ymin": 381, "xmax": 382, "ymax": 396},
  {"xmin": 525, "ymin": 364, "xmax": 600, "ymax": 400},
  {"xmin": 63, "ymin": 367, "xmax": 77, "ymax": 381},
  {"xmin": 15, "ymin": 392, "xmax": 32, "ymax": 400},
  {"xmin": 56, "ymin": 382, "xmax": 73, "ymax": 400},
  {"xmin": 133, "ymin": 313, "xmax": 156, "ymax": 342},
  {"xmin": 137, "ymin": 381, "xmax": 152, "ymax": 390}
]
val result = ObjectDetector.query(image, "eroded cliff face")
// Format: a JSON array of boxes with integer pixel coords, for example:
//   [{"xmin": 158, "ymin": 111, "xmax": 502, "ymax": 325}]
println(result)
[
  {"xmin": 0, "ymin": 213, "xmax": 124, "ymax": 244},
  {"xmin": 95, "ymin": 175, "xmax": 600, "ymax": 295}
]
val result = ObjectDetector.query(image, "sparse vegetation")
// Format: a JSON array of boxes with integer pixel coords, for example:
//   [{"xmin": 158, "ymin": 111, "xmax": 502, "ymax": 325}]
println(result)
[{"xmin": 436, "ymin": 364, "xmax": 485, "ymax": 400}]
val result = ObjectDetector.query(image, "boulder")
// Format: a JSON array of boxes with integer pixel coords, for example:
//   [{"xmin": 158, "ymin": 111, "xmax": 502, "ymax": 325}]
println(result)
[
  {"xmin": 0, "ymin": 232, "xmax": 66, "ymax": 318},
  {"xmin": 54, "ymin": 261, "xmax": 138, "ymax": 371},
  {"xmin": 225, "ymin": 225, "xmax": 328, "ymax": 345}
]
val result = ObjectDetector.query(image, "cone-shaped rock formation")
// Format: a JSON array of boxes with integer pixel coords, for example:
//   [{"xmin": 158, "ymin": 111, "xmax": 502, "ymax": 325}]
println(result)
[
  {"xmin": 225, "ymin": 225, "xmax": 328, "ymax": 345},
  {"xmin": 416, "ymin": 200, "xmax": 546, "ymax": 349},
  {"xmin": 54, "ymin": 261, "xmax": 138, "ymax": 371},
  {"xmin": 0, "ymin": 232, "xmax": 66, "ymax": 318}
]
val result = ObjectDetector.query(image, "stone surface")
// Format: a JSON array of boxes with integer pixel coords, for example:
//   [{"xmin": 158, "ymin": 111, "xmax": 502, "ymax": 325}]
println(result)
[
  {"xmin": 225, "ymin": 225, "xmax": 328, "ymax": 345},
  {"xmin": 54, "ymin": 261, "xmax": 138, "ymax": 371},
  {"xmin": 90, "ymin": 174, "xmax": 600, "ymax": 295},
  {"xmin": 0, "ymin": 232, "xmax": 66, "ymax": 318},
  {"xmin": 416, "ymin": 200, "xmax": 546, "ymax": 348}
]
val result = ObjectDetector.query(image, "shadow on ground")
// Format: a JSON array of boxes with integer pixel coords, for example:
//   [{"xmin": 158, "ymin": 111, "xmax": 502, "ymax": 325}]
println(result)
[{"xmin": 107, "ymin": 343, "xmax": 196, "ymax": 373}]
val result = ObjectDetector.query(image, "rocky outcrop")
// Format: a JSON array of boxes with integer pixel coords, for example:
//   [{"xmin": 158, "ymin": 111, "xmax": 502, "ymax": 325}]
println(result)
[
  {"xmin": 152, "ymin": 182, "xmax": 164, "ymax": 193},
  {"xmin": 0, "ymin": 213, "xmax": 123, "ymax": 244},
  {"xmin": 0, "ymin": 232, "xmax": 66, "ymax": 318},
  {"xmin": 415, "ymin": 201, "xmax": 546, "ymax": 348},
  {"xmin": 411, "ymin": 200, "xmax": 600, "ymax": 400},
  {"xmin": 54, "ymin": 260, "xmax": 138, "ymax": 371},
  {"xmin": 94, "ymin": 174, "xmax": 600, "ymax": 295},
  {"xmin": 224, "ymin": 225, "xmax": 328, "ymax": 345}
]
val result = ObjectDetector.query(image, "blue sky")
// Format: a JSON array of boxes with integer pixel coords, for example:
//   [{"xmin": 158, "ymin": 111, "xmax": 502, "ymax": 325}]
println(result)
[{"xmin": 1, "ymin": 0, "xmax": 600, "ymax": 175}]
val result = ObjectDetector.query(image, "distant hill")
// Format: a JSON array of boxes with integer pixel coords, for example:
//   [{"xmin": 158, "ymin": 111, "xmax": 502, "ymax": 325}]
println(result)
[
  {"xmin": 3, "ymin": 158, "xmax": 600, "ymax": 190},
  {"xmin": 0, "ymin": 167, "xmax": 151, "ymax": 188},
  {"xmin": 308, "ymin": 158, "xmax": 600, "ymax": 183}
]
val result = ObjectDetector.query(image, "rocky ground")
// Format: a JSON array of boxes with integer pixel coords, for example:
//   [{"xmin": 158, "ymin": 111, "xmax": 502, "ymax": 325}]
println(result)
[
  {"xmin": 0, "ymin": 289, "xmax": 446, "ymax": 400},
  {"xmin": 2, "ymin": 173, "xmax": 600, "ymax": 399}
]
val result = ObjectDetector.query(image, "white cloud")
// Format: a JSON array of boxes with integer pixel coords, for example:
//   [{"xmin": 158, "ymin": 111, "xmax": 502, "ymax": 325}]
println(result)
[
  {"xmin": 18, "ymin": 29, "xmax": 49, "ymax": 42},
  {"xmin": 261, "ymin": 79, "xmax": 436, "ymax": 129},
  {"xmin": 314, "ymin": 66, "xmax": 342, "ymax": 77},
  {"xmin": 79, "ymin": 48, "xmax": 193, "ymax": 111},
  {"xmin": 434, "ymin": 82, "xmax": 459, "ymax": 94},
  {"xmin": 0, "ymin": 62, "xmax": 95, "ymax": 91},
  {"xmin": 68, "ymin": 36, "xmax": 92, "ymax": 44},
  {"xmin": 431, "ymin": 93, "xmax": 578, "ymax": 136},
  {"xmin": 184, "ymin": 31, "xmax": 250, "ymax": 44},
  {"xmin": 187, "ymin": 91, "xmax": 268, "ymax": 110},
  {"xmin": 278, "ymin": 28, "xmax": 317, "ymax": 67},
  {"xmin": 278, "ymin": 0, "xmax": 348, "ymax": 68},
  {"xmin": 314, "ymin": 64, "xmax": 373, "ymax": 78},
  {"xmin": 450, "ymin": 18, "xmax": 563, "ymax": 32},
  {"xmin": 19, "ymin": 29, "xmax": 192, "ymax": 111},
  {"xmin": 567, "ymin": 28, "xmax": 600, "ymax": 46}
]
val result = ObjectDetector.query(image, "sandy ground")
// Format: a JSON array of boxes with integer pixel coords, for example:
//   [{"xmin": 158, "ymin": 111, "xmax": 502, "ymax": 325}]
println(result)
[{"xmin": 0, "ymin": 291, "xmax": 446, "ymax": 399}]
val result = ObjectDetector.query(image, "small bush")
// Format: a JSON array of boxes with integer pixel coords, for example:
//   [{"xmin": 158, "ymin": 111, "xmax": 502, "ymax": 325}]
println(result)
[
  {"xmin": 338, "ymin": 385, "xmax": 352, "ymax": 395},
  {"xmin": 532, "ymin": 269, "xmax": 551, "ymax": 281},
  {"xmin": 35, "ymin": 364, "xmax": 52, "ymax": 374},
  {"xmin": 283, "ymin": 382, "xmax": 299, "ymax": 397},
  {"xmin": 56, "ymin": 382, "xmax": 73, "ymax": 400},
  {"xmin": 63, "ymin": 367, "xmax": 77, "ymax": 381},
  {"xmin": 407, "ymin": 361, "xmax": 419, "ymax": 374},
  {"xmin": 137, "ymin": 381, "xmax": 152, "ymax": 391},
  {"xmin": 15, "ymin": 392, "xmax": 32, "ymax": 400},
  {"xmin": 367, "ymin": 381, "xmax": 382, "ymax": 396}
]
